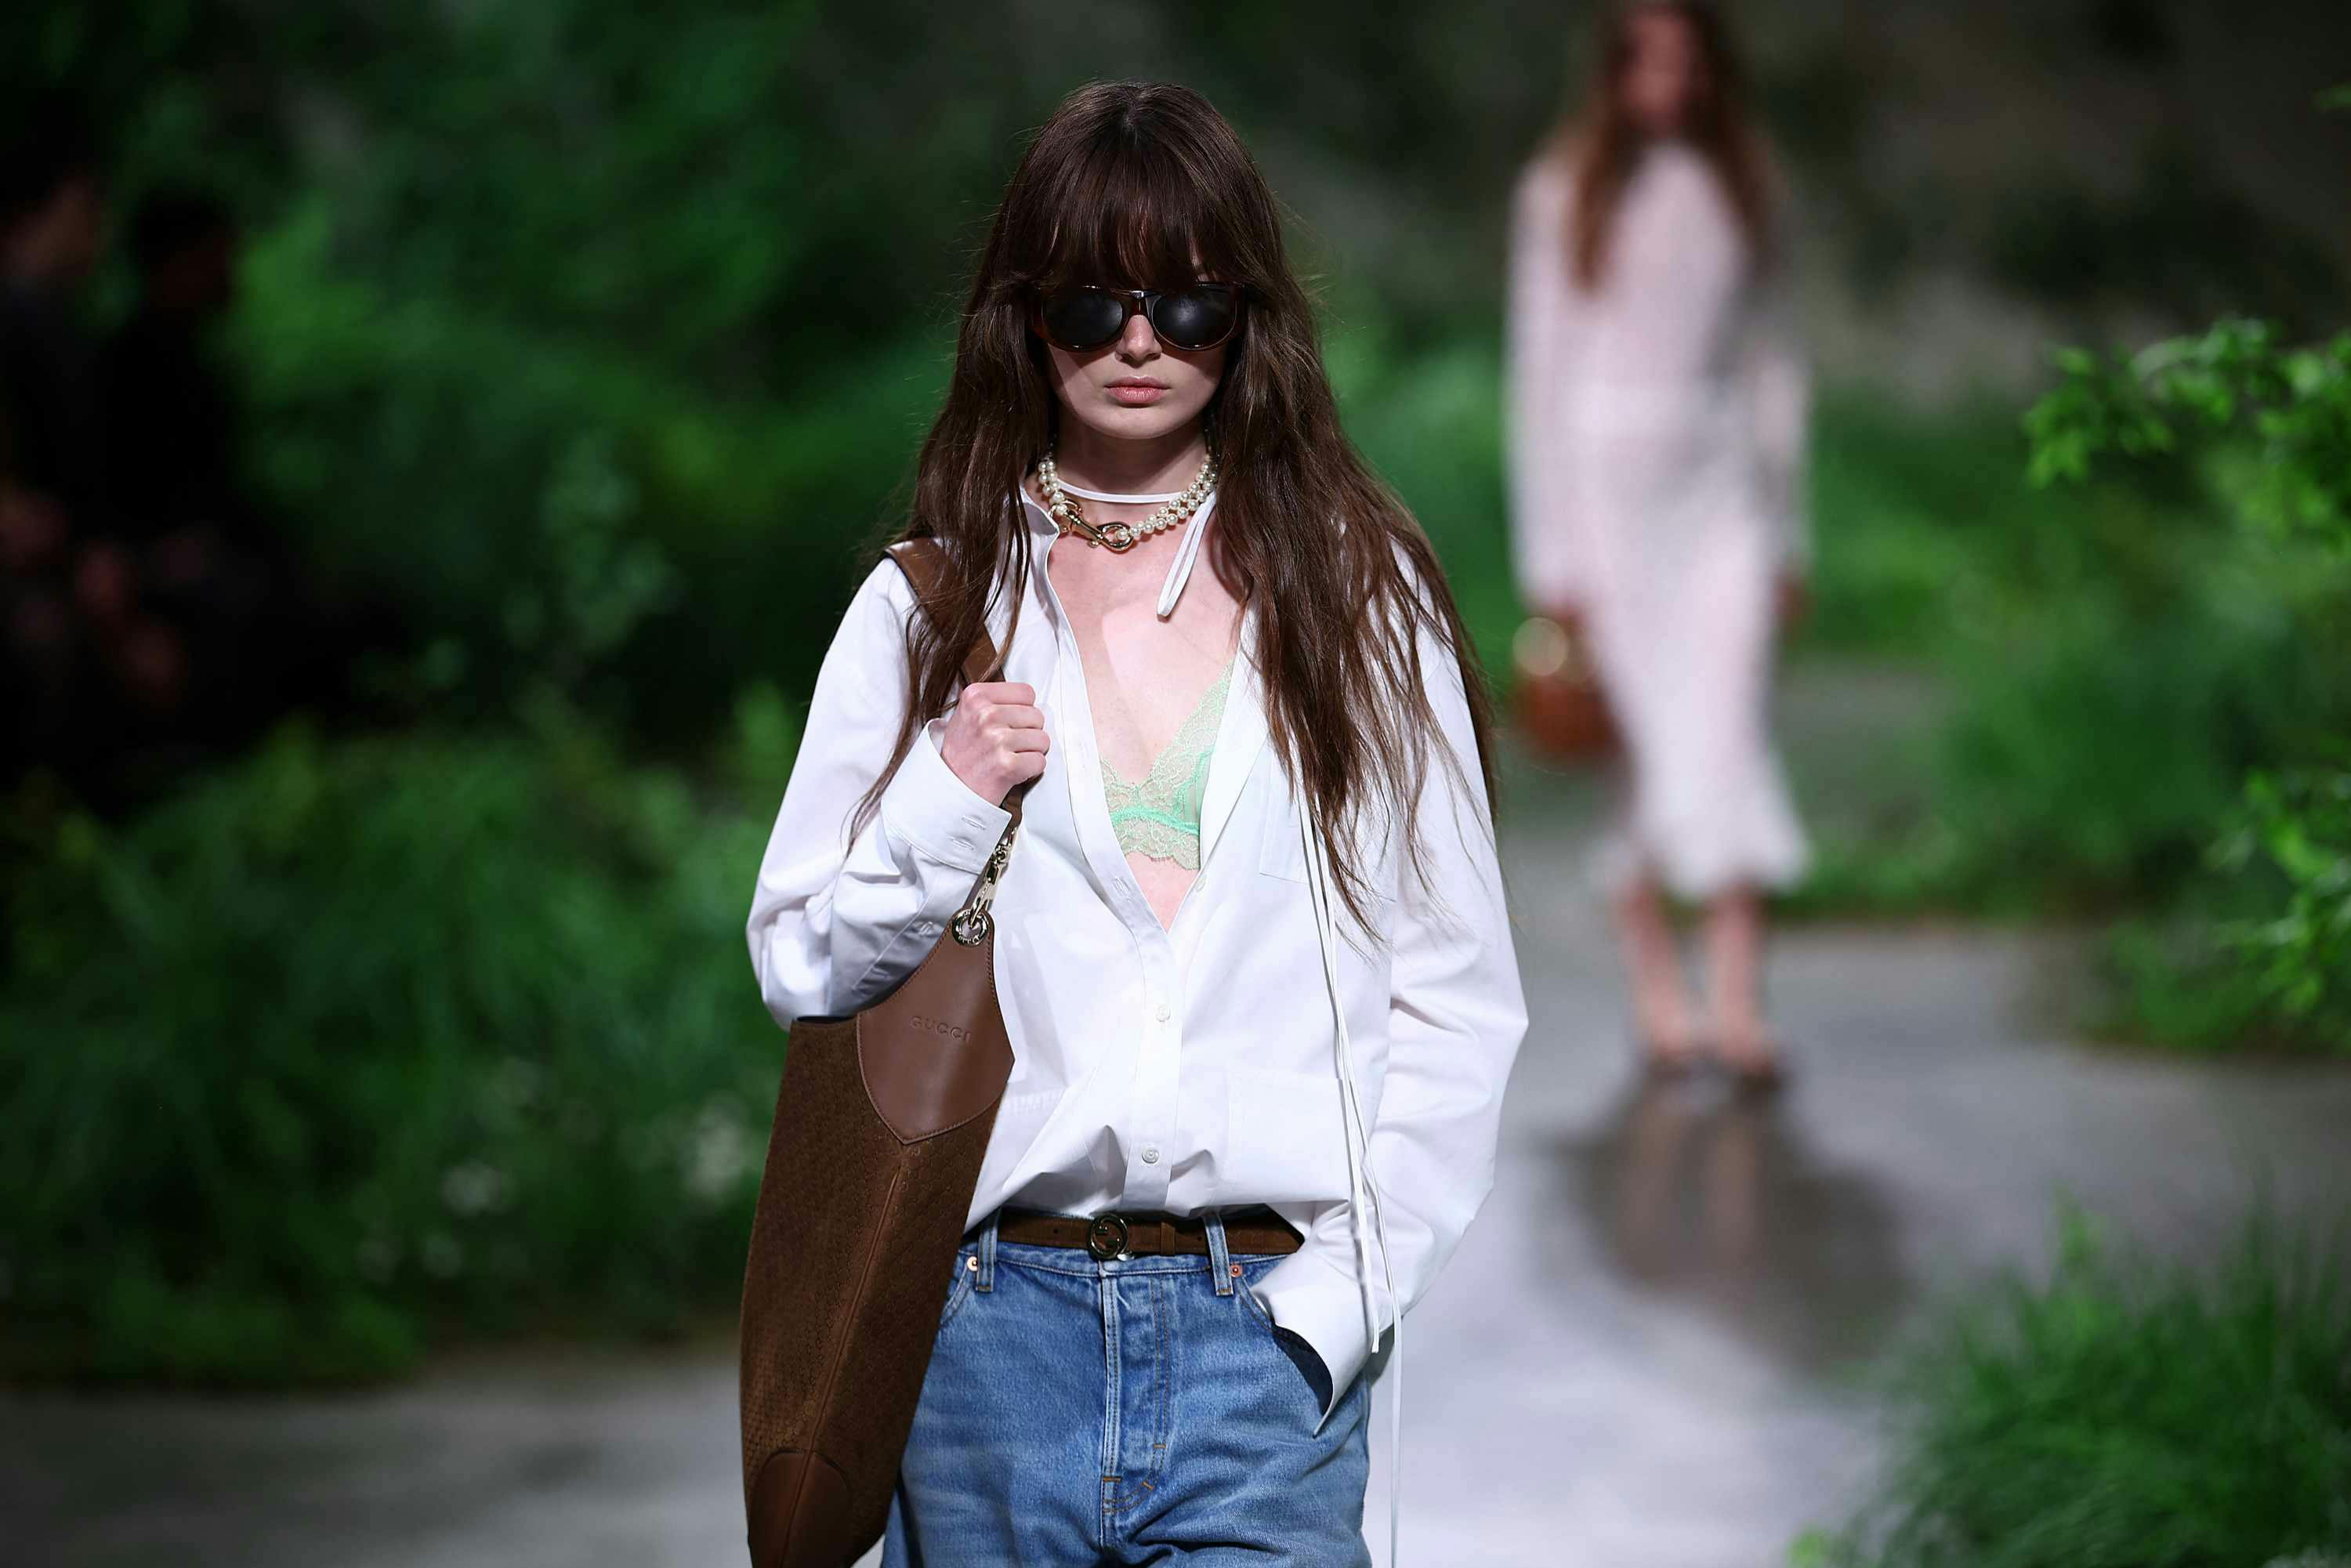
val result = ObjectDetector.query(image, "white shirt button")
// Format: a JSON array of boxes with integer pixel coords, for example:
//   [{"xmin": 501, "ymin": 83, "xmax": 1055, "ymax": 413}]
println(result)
[
  {"xmin": 1140, "ymin": 1146, "xmax": 1161, "ymax": 1164},
  {"xmin": 1153, "ymin": 999, "xmax": 1172, "ymax": 1022}
]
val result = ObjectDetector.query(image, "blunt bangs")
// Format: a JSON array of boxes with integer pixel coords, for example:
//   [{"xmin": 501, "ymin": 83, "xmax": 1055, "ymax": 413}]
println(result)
[{"xmin": 1016, "ymin": 133, "xmax": 1252, "ymax": 295}]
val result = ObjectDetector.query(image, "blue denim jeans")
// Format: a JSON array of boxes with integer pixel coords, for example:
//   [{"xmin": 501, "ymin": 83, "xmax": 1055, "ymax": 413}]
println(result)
[{"xmin": 881, "ymin": 1207, "xmax": 1373, "ymax": 1566}]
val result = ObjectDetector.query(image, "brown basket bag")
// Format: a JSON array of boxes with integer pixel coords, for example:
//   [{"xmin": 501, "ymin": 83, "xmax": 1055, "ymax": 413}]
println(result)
[
  {"xmin": 737, "ymin": 539, "xmax": 1032, "ymax": 1567},
  {"xmin": 1511, "ymin": 610, "xmax": 1619, "ymax": 762}
]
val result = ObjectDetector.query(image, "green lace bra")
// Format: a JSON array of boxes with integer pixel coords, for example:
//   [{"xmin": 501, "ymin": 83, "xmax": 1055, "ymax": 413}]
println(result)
[{"xmin": 1099, "ymin": 657, "xmax": 1235, "ymax": 870}]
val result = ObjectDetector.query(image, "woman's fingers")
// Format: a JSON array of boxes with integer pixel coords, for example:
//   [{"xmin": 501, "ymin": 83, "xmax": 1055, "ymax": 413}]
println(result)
[
  {"xmin": 940, "ymin": 682, "xmax": 1050, "ymax": 798},
  {"xmin": 965, "ymin": 681, "xmax": 1036, "ymax": 711}
]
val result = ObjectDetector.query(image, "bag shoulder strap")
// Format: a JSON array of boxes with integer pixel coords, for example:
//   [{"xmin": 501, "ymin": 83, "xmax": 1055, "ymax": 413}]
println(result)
[{"xmin": 889, "ymin": 538, "xmax": 1001, "ymax": 688}]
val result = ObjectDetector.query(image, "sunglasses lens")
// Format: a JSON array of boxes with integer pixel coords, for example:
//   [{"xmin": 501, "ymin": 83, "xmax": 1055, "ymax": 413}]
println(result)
[
  {"xmin": 1154, "ymin": 287, "xmax": 1237, "ymax": 349},
  {"xmin": 1040, "ymin": 290, "xmax": 1127, "ymax": 349}
]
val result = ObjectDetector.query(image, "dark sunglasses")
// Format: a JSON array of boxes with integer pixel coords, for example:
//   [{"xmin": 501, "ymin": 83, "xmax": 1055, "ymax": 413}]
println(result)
[{"xmin": 1034, "ymin": 283, "xmax": 1244, "ymax": 353}]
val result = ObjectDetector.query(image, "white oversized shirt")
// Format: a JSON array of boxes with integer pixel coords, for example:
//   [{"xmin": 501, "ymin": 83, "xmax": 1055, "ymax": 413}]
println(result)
[{"xmin": 745, "ymin": 487, "xmax": 1527, "ymax": 1429}]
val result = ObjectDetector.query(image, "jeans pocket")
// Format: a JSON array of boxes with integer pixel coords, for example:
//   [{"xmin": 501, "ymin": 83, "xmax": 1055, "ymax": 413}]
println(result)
[
  {"xmin": 1271, "ymin": 1324, "xmax": 1335, "ymax": 1414},
  {"xmin": 1235, "ymin": 1268, "xmax": 1280, "ymax": 1334},
  {"xmin": 1234, "ymin": 1264, "xmax": 1333, "ymax": 1413},
  {"xmin": 937, "ymin": 1247, "xmax": 979, "ymax": 1332}
]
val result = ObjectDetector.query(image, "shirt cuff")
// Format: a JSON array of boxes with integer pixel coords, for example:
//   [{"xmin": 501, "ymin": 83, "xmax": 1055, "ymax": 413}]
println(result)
[
  {"xmin": 878, "ymin": 717, "xmax": 1014, "ymax": 874},
  {"xmin": 1249, "ymin": 1241, "xmax": 1386, "ymax": 1436}
]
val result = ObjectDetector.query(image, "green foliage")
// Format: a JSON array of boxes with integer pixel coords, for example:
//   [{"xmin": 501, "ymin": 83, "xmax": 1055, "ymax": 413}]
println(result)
[
  {"xmin": 0, "ymin": 698, "xmax": 790, "ymax": 1384},
  {"xmin": 226, "ymin": 150, "xmax": 930, "ymax": 744},
  {"xmin": 2209, "ymin": 768, "xmax": 2351, "ymax": 1039},
  {"xmin": 1788, "ymin": 331, "xmax": 2351, "ymax": 1052},
  {"xmin": 1796, "ymin": 1208, "xmax": 2351, "ymax": 1568},
  {"xmin": 2027, "ymin": 322, "xmax": 2351, "ymax": 547},
  {"xmin": 6, "ymin": 0, "xmax": 947, "ymax": 746},
  {"xmin": 1322, "ymin": 318, "xmax": 1520, "ymax": 675},
  {"xmin": 2093, "ymin": 913, "xmax": 2297, "ymax": 1054},
  {"xmin": 1797, "ymin": 387, "xmax": 2212, "ymax": 661},
  {"xmin": 1787, "ymin": 386, "xmax": 2346, "ymax": 931},
  {"xmin": 2020, "ymin": 321, "xmax": 2351, "ymax": 1050}
]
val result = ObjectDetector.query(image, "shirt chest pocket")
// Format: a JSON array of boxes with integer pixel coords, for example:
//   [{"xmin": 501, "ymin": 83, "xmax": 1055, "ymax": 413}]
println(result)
[
  {"xmin": 1254, "ymin": 783, "xmax": 1313, "ymax": 884},
  {"xmin": 1252, "ymin": 782, "xmax": 1400, "ymax": 914}
]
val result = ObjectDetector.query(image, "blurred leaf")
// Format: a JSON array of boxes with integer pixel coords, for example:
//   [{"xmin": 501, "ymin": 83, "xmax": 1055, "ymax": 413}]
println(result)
[
  {"xmin": 0, "ymin": 716, "xmax": 782, "ymax": 1384},
  {"xmin": 1804, "ymin": 1208, "xmax": 2351, "ymax": 1566}
]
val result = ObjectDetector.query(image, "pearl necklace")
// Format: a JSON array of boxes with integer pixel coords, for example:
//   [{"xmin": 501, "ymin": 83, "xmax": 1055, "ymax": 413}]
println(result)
[{"xmin": 1036, "ymin": 445, "xmax": 1217, "ymax": 553}]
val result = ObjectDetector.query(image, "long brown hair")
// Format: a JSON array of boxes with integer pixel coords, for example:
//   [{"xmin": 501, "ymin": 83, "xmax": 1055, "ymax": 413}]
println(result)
[
  {"xmin": 1551, "ymin": 0, "xmax": 1774, "ymax": 291},
  {"xmin": 851, "ymin": 79, "xmax": 1498, "ymax": 935}
]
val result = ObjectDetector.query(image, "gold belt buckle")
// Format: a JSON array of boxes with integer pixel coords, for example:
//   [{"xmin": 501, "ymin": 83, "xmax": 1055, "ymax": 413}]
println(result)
[{"xmin": 1085, "ymin": 1212, "xmax": 1131, "ymax": 1261}]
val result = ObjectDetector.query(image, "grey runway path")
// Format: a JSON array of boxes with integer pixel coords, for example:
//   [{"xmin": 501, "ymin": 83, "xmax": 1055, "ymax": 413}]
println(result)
[{"xmin": 9, "ymin": 736, "xmax": 2348, "ymax": 1568}]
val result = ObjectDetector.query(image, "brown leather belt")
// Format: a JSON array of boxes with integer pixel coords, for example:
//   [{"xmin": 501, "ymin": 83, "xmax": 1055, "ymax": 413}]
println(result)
[{"xmin": 994, "ymin": 1205, "xmax": 1302, "ymax": 1261}]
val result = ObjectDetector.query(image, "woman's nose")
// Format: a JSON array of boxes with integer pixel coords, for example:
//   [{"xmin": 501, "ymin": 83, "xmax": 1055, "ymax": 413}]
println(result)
[{"xmin": 1116, "ymin": 308, "xmax": 1161, "ymax": 361}]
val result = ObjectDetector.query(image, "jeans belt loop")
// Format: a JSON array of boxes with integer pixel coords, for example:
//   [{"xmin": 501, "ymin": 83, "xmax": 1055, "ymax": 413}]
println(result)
[
  {"xmin": 1204, "ymin": 1207, "xmax": 1235, "ymax": 1295},
  {"xmin": 977, "ymin": 1207, "xmax": 1000, "ymax": 1292}
]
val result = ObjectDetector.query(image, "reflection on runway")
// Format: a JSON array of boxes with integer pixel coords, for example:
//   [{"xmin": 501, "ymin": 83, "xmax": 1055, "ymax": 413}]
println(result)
[{"xmin": 1555, "ymin": 1069, "xmax": 1911, "ymax": 1374}]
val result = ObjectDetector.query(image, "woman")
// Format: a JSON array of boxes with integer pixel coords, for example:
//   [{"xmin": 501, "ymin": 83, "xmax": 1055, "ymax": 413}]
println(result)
[
  {"xmin": 1505, "ymin": 1, "xmax": 1811, "ymax": 1083},
  {"xmin": 748, "ymin": 81, "xmax": 1526, "ymax": 1565}
]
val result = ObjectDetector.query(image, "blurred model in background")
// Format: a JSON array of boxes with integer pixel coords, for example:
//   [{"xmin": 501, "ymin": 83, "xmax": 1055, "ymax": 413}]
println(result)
[
  {"xmin": 0, "ymin": 107, "xmax": 177, "ymax": 784},
  {"xmin": 103, "ymin": 187, "xmax": 322, "ymax": 757},
  {"xmin": 4, "ymin": 101, "xmax": 400, "ymax": 808},
  {"xmin": 1506, "ymin": 0, "xmax": 1811, "ymax": 1083}
]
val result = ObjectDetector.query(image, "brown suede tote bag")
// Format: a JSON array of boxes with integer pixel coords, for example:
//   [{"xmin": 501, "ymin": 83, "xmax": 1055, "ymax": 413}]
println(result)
[{"xmin": 738, "ymin": 539, "xmax": 1031, "ymax": 1568}]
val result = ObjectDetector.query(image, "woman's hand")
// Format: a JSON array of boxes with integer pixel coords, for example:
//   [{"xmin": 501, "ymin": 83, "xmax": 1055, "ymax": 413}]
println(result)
[{"xmin": 938, "ymin": 681, "xmax": 1049, "ymax": 804}]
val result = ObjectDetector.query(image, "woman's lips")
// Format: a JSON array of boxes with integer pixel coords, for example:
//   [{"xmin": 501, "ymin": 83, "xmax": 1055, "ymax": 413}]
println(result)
[{"xmin": 1106, "ymin": 381, "xmax": 1168, "ymax": 406}]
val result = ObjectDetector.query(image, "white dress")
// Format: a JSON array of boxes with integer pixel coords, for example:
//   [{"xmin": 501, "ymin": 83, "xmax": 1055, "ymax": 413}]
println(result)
[{"xmin": 1505, "ymin": 139, "xmax": 1811, "ymax": 899}]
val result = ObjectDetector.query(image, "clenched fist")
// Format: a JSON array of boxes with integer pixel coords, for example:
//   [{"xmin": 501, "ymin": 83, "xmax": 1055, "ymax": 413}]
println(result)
[{"xmin": 939, "ymin": 681, "xmax": 1049, "ymax": 804}]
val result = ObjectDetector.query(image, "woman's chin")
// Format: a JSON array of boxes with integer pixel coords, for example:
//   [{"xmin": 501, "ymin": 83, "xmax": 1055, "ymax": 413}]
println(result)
[{"xmin": 1064, "ymin": 400, "xmax": 1209, "ymax": 444}]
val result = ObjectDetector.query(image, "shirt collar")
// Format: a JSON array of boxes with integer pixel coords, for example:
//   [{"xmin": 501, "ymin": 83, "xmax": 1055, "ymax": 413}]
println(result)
[
  {"xmin": 1015, "ymin": 483, "xmax": 1058, "ymax": 539},
  {"xmin": 1010, "ymin": 483, "xmax": 1222, "ymax": 620}
]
